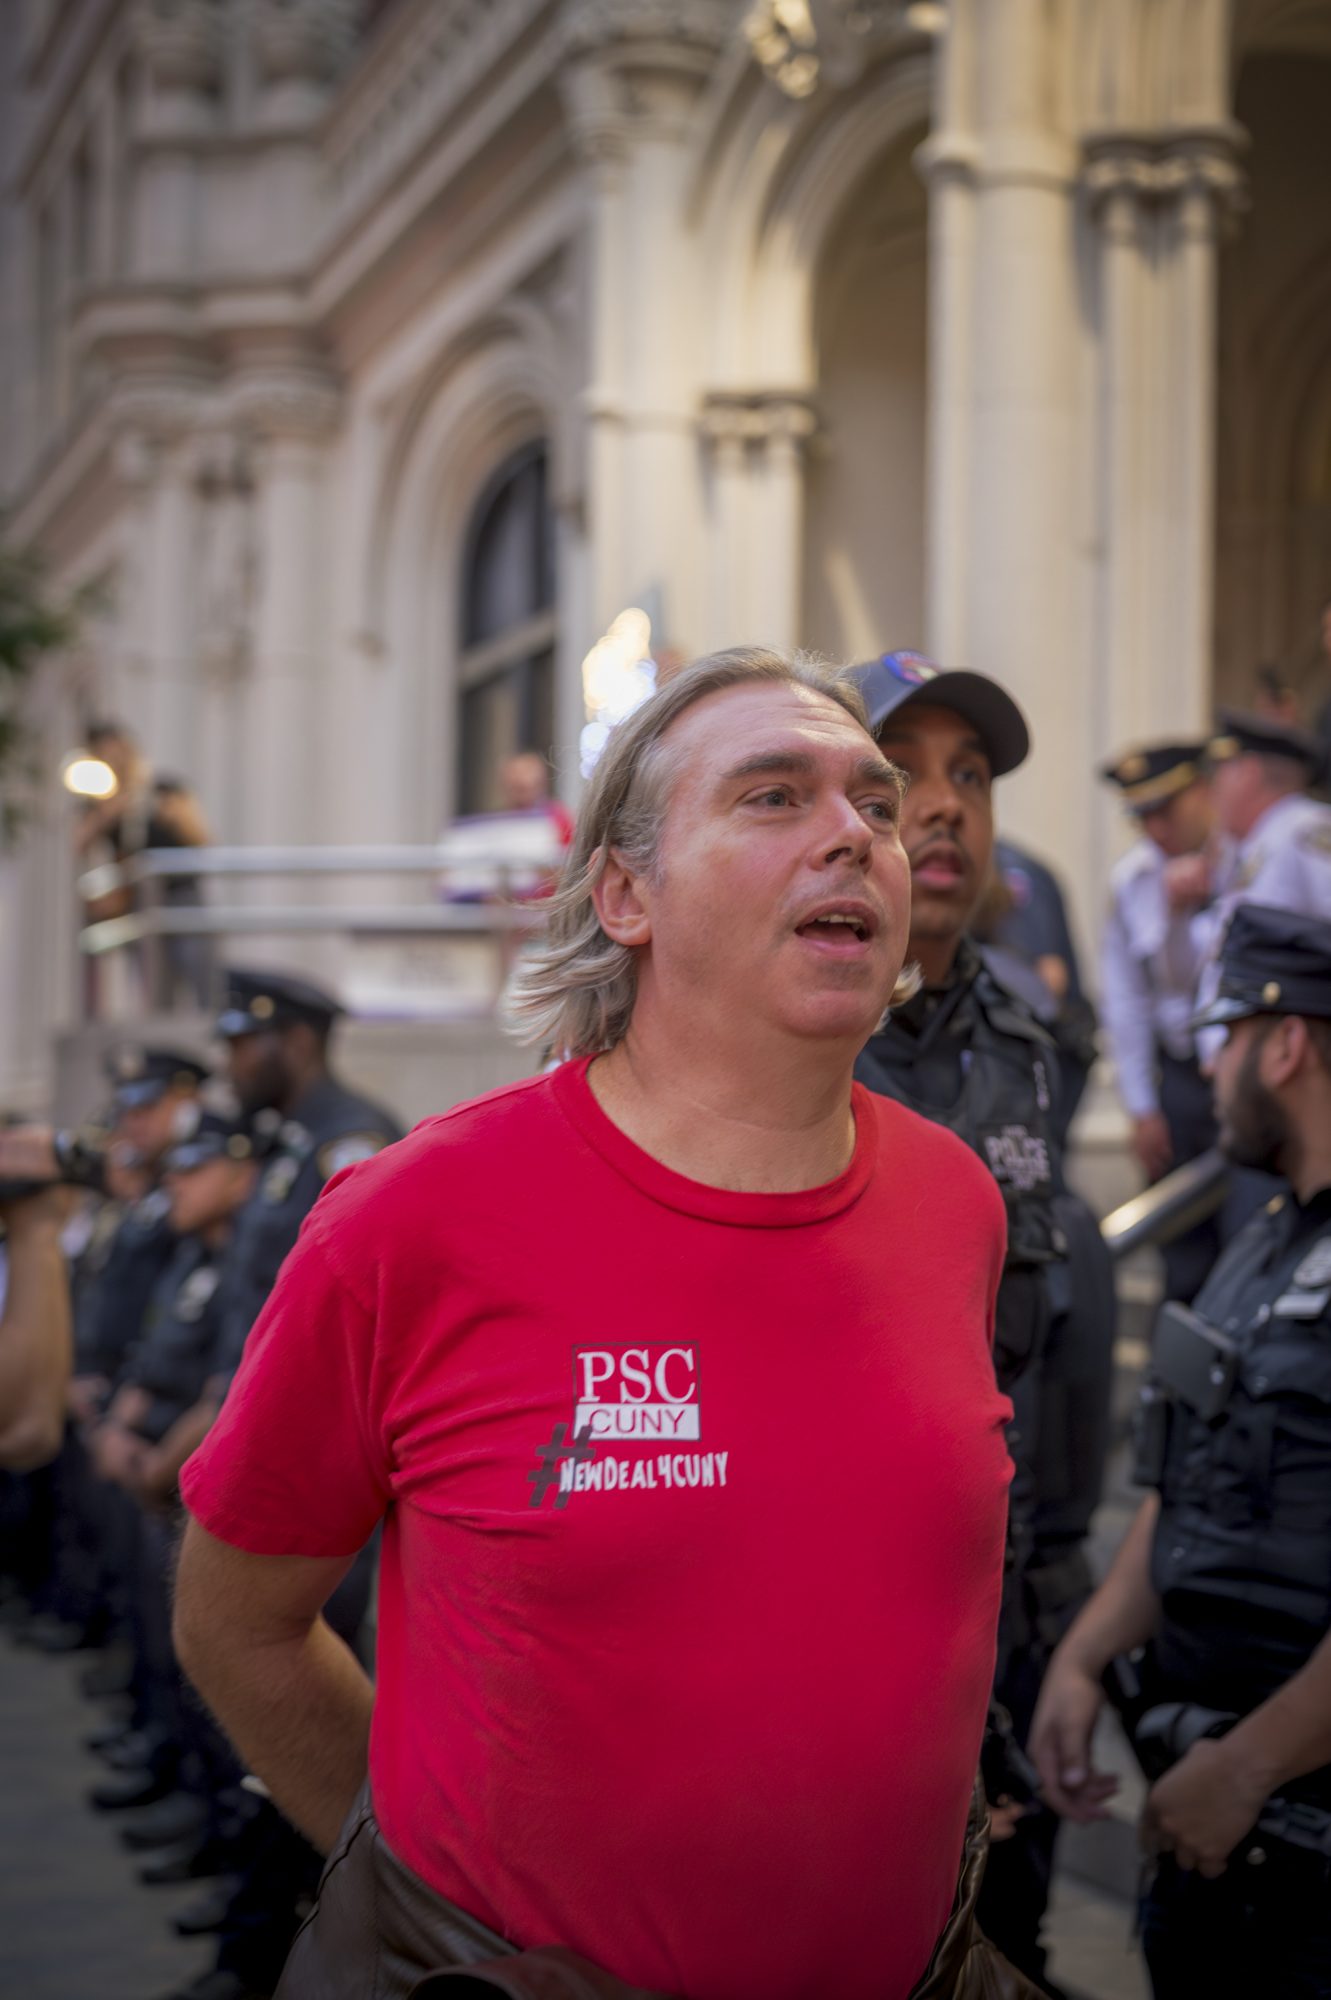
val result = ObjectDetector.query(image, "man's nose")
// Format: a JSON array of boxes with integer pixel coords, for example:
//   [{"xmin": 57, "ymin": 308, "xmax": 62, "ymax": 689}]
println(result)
[
  {"xmin": 819, "ymin": 794, "xmax": 875, "ymax": 866},
  {"xmin": 911, "ymin": 774, "xmax": 964, "ymax": 824}
]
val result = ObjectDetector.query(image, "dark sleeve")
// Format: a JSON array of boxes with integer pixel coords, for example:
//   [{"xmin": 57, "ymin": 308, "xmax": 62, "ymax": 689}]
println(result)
[{"xmin": 76, "ymin": 1223, "xmax": 174, "ymax": 1380}]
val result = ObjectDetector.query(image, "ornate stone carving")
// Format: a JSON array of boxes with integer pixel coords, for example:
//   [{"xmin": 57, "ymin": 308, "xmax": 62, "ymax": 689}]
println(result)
[
  {"xmin": 699, "ymin": 391, "xmax": 820, "ymax": 451},
  {"xmin": 130, "ymin": 0, "xmax": 225, "ymax": 96},
  {"xmin": 251, "ymin": 0, "xmax": 357, "ymax": 89},
  {"xmin": 744, "ymin": 0, "xmax": 906, "ymax": 100},
  {"xmin": 1084, "ymin": 126, "xmax": 1248, "ymax": 225},
  {"xmin": 224, "ymin": 369, "xmax": 343, "ymax": 443},
  {"xmin": 562, "ymin": 0, "xmax": 733, "ymax": 57}
]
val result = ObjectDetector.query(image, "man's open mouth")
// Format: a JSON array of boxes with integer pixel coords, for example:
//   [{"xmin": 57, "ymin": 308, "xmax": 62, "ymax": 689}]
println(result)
[{"xmin": 795, "ymin": 906, "xmax": 876, "ymax": 943}]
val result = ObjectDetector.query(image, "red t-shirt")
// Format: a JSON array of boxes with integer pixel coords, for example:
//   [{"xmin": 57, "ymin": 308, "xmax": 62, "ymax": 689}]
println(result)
[{"xmin": 182, "ymin": 1060, "xmax": 1012, "ymax": 2000}]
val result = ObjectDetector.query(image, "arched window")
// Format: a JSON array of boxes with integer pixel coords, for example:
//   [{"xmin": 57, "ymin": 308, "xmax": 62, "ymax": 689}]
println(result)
[{"xmin": 457, "ymin": 442, "xmax": 557, "ymax": 815}]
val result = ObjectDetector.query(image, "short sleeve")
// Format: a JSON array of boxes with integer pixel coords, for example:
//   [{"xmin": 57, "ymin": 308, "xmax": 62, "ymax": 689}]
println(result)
[{"xmin": 180, "ymin": 1221, "xmax": 390, "ymax": 1558}]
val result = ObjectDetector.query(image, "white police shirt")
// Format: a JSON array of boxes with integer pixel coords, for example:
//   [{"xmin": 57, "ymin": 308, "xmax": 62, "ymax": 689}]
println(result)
[
  {"xmin": 1101, "ymin": 837, "xmax": 1206, "ymax": 1117},
  {"xmin": 1194, "ymin": 792, "xmax": 1331, "ymax": 1057}
]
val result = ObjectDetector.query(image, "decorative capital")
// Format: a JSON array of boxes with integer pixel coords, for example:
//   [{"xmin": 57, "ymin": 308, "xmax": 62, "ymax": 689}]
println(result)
[
  {"xmin": 251, "ymin": 0, "xmax": 357, "ymax": 90},
  {"xmin": 107, "ymin": 375, "xmax": 209, "ymax": 451},
  {"xmin": 563, "ymin": 0, "xmax": 732, "ymax": 59},
  {"xmin": 1083, "ymin": 124, "xmax": 1247, "ymax": 228},
  {"xmin": 130, "ymin": 0, "xmax": 225, "ymax": 95},
  {"xmin": 224, "ymin": 368, "xmax": 342, "ymax": 444},
  {"xmin": 699, "ymin": 390, "xmax": 820, "ymax": 452}
]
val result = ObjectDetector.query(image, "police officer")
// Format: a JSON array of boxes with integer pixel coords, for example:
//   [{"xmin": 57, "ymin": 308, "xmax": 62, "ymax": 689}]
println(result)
[
  {"xmin": 154, "ymin": 972, "xmax": 401, "ymax": 2000},
  {"xmin": 1190, "ymin": 711, "xmax": 1331, "ymax": 1002},
  {"xmin": 207, "ymin": 968, "xmax": 402, "ymax": 1395},
  {"xmin": 0, "ymin": 1046, "xmax": 210, "ymax": 1656},
  {"xmin": 1031, "ymin": 903, "xmax": 1331, "ymax": 1999},
  {"xmin": 86, "ymin": 1110, "xmax": 259, "ymax": 1818},
  {"xmin": 1100, "ymin": 742, "xmax": 1219, "ymax": 1300},
  {"xmin": 851, "ymin": 651, "xmax": 1116, "ymax": 1995}
]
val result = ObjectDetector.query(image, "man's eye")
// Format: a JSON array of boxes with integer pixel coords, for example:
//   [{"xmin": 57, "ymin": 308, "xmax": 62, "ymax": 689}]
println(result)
[
  {"xmin": 955, "ymin": 765, "xmax": 988, "ymax": 791},
  {"xmin": 861, "ymin": 797, "xmax": 899, "ymax": 823},
  {"xmin": 751, "ymin": 787, "xmax": 793, "ymax": 807}
]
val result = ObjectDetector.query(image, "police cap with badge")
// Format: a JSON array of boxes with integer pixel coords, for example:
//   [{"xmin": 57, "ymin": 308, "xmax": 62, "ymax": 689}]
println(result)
[
  {"xmin": 851, "ymin": 649, "xmax": 1031, "ymax": 776},
  {"xmin": 1100, "ymin": 741, "xmax": 1208, "ymax": 815},
  {"xmin": 215, "ymin": 968, "xmax": 344, "ymax": 1040},
  {"xmin": 106, "ymin": 1044, "xmax": 210, "ymax": 1111},
  {"xmin": 1191, "ymin": 902, "xmax": 1331, "ymax": 1031},
  {"xmin": 161, "ymin": 1107, "xmax": 258, "ymax": 1176},
  {"xmin": 1206, "ymin": 708, "xmax": 1324, "ymax": 780}
]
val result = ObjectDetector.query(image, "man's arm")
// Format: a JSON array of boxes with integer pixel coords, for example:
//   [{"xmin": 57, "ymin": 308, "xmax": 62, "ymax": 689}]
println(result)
[
  {"xmin": 1029, "ymin": 1493, "xmax": 1161, "ymax": 1819},
  {"xmin": 0, "ymin": 1194, "xmax": 73, "ymax": 1471},
  {"xmin": 1143, "ymin": 1623, "xmax": 1331, "ymax": 1878},
  {"xmin": 172, "ymin": 1518, "xmax": 374, "ymax": 1854}
]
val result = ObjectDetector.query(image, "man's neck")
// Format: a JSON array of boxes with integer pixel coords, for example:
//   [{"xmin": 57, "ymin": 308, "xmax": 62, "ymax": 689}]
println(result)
[
  {"xmin": 280, "ymin": 1061, "xmax": 328, "ymax": 1119},
  {"xmin": 1281, "ymin": 1111, "xmax": 1331, "ymax": 1206},
  {"xmin": 587, "ymin": 1024, "xmax": 858, "ymax": 1194}
]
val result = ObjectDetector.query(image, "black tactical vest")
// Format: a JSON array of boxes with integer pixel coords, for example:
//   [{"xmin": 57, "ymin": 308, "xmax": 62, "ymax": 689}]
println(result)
[
  {"xmin": 1145, "ymin": 1204, "xmax": 1331, "ymax": 1731},
  {"xmin": 855, "ymin": 950, "xmax": 1068, "ymax": 1391},
  {"xmin": 123, "ymin": 1236, "xmax": 227, "ymax": 1441}
]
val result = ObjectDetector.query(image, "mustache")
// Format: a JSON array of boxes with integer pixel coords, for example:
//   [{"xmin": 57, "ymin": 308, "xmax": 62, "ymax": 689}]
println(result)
[{"xmin": 907, "ymin": 834, "xmax": 970, "ymax": 869}]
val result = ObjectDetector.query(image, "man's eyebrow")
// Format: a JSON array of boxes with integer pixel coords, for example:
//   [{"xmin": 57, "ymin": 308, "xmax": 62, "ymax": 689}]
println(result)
[
  {"xmin": 718, "ymin": 748, "xmax": 907, "ymax": 793},
  {"xmin": 853, "ymin": 754, "xmax": 908, "ymax": 794},
  {"xmin": 719, "ymin": 749, "xmax": 818, "ymax": 782}
]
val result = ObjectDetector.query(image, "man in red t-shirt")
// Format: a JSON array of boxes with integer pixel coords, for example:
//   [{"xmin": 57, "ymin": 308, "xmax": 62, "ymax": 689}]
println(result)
[{"xmin": 174, "ymin": 648, "xmax": 1017, "ymax": 2000}]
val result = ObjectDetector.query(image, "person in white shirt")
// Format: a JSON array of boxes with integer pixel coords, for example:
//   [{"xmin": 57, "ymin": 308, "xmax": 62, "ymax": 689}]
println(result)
[{"xmin": 1100, "ymin": 743, "xmax": 1219, "ymax": 1300}]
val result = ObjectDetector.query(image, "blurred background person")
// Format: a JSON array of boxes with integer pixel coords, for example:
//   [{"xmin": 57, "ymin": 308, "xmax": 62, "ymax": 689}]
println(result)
[
  {"xmin": 72, "ymin": 721, "xmax": 214, "ymax": 1008},
  {"xmin": 1099, "ymin": 742, "xmax": 1220, "ymax": 1301}
]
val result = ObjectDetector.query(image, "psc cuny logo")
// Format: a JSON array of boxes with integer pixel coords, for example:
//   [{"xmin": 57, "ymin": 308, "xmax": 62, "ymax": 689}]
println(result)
[{"xmin": 572, "ymin": 1345, "xmax": 700, "ymax": 1441}]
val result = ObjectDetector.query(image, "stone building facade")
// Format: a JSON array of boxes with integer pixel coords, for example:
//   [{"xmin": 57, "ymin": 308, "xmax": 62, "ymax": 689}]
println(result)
[{"xmin": 1, "ymin": 0, "xmax": 1329, "ymax": 1103}]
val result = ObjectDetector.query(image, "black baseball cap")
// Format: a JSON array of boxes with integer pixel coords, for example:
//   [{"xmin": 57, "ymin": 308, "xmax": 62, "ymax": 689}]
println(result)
[{"xmin": 851, "ymin": 651, "xmax": 1030, "ymax": 778}]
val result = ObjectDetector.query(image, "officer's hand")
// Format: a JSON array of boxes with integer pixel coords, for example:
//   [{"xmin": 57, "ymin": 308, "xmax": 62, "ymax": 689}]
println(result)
[
  {"xmin": 1141, "ymin": 1738, "xmax": 1267, "ymax": 1878},
  {"xmin": 1029, "ymin": 1658, "xmax": 1120, "ymax": 1822},
  {"xmin": 66, "ymin": 1375, "xmax": 109, "ymax": 1426},
  {"xmin": 1162, "ymin": 854, "xmax": 1210, "ymax": 911},
  {"xmin": 1131, "ymin": 1112, "xmax": 1173, "ymax": 1184}
]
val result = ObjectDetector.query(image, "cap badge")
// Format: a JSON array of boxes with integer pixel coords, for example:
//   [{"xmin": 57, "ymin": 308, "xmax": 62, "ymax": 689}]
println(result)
[
  {"xmin": 884, "ymin": 650, "xmax": 937, "ymax": 687},
  {"xmin": 1261, "ymin": 980, "xmax": 1281, "ymax": 1005},
  {"xmin": 115, "ymin": 1047, "xmax": 144, "ymax": 1080},
  {"xmin": 251, "ymin": 994, "xmax": 275, "ymax": 1020},
  {"xmin": 1119, "ymin": 754, "xmax": 1147, "ymax": 783}
]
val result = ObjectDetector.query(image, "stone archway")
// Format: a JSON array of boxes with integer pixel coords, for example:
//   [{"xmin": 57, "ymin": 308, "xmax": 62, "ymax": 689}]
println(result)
[
  {"xmin": 801, "ymin": 128, "xmax": 929, "ymax": 662},
  {"xmin": 1214, "ymin": 26, "xmax": 1331, "ymax": 713}
]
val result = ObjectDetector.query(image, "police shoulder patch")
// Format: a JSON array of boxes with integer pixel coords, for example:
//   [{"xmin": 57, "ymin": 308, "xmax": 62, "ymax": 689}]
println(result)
[
  {"xmin": 1297, "ymin": 821, "xmax": 1331, "ymax": 860},
  {"xmin": 317, "ymin": 1133, "xmax": 388, "ymax": 1181},
  {"xmin": 1293, "ymin": 1236, "xmax": 1331, "ymax": 1290}
]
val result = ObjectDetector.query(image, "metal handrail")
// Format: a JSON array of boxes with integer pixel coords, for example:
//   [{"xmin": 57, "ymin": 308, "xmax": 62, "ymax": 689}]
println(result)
[
  {"xmin": 79, "ymin": 901, "xmax": 539, "ymax": 956},
  {"xmin": 77, "ymin": 843, "xmax": 499, "ymax": 904},
  {"xmin": 1100, "ymin": 1148, "xmax": 1231, "ymax": 1260}
]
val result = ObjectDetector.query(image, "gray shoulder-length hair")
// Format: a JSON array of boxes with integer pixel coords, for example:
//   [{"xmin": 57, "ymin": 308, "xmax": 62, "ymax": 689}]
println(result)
[{"xmin": 505, "ymin": 644, "xmax": 919, "ymax": 1055}]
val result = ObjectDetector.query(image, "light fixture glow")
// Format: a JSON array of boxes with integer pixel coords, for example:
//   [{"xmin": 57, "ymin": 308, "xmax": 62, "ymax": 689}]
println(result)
[
  {"xmin": 580, "ymin": 607, "xmax": 658, "ymax": 777},
  {"xmin": 61, "ymin": 754, "xmax": 118, "ymax": 800}
]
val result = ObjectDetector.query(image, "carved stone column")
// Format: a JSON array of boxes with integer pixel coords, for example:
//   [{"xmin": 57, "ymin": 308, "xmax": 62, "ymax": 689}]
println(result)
[
  {"xmin": 226, "ymin": 370, "xmax": 341, "ymax": 847},
  {"xmin": 700, "ymin": 393, "xmax": 819, "ymax": 648},
  {"xmin": 560, "ymin": 3, "xmax": 730, "ymax": 647}
]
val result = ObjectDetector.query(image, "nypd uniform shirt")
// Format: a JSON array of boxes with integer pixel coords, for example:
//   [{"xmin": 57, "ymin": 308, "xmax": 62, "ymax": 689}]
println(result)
[
  {"xmin": 74, "ymin": 1191, "xmax": 176, "ymax": 1381},
  {"xmin": 120, "ymin": 1237, "xmax": 233, "ymax": 1442},
  {"xmin": 208, "ymin": 1074, "xmax": 401, "ymax": 1392},
  {"xmin": 183, "ymin": 1062, "xmax": 1012, "ymax": 2000},
  {"xmin": 1150, "ymin": 1184, "xmax": 1331, "ymax": 1788},
  {"xmin": 1100, "ymin": 837, "xmax": 1206, "ymax": 1118}
]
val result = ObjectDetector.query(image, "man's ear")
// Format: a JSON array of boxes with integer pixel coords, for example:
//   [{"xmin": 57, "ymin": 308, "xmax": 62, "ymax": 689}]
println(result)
[
  {"xmin": 591, "ymin": 845, "xmax": 652, "ymax": 949},
  {"xmin": 1263, "ymin": 1015, "xmax": 1308, "ymax": 1088}
]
